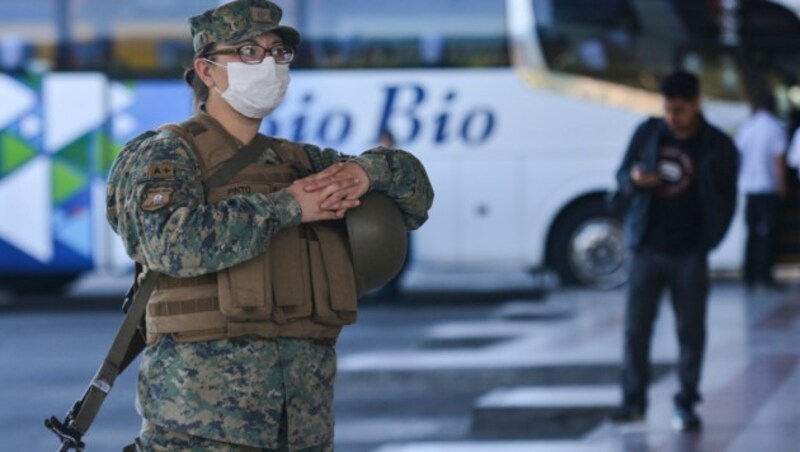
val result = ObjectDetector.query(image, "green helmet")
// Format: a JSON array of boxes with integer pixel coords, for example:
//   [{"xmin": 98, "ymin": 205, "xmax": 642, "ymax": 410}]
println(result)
[{"xmin": 346, "ymin": 192, "xmax": 408, "ymax": 295}]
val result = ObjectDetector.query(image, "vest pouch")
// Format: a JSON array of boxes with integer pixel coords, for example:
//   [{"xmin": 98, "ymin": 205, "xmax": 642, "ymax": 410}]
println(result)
[
  {"xmin": 217, "ymin": 256, "xmax": 272, "ymax": 321},
  {"xmin": 147, "ymin": 277, "xmax": 227, "ymax": 344},
  {"xmin": 308, "ymin": 224, "xmax": 358, "ymax": 326},
  {"xmin": 270, "ymin": 226, "xmax": 313, "ymax": 324},
  {"xmin": 210, "ymin": 181, "xmax": 274, "ymax": 321}
]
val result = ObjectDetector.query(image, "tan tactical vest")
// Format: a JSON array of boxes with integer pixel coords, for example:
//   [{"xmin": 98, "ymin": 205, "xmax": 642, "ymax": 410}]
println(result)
[{"xmin": 144, "ymin": 113, "xmax": 357, "ymax": 344}]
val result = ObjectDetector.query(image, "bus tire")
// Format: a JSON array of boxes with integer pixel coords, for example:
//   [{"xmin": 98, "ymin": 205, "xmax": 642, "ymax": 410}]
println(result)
[{"xmin": 548, "ymin": 197, "xmax": 630, "ymax": 289}]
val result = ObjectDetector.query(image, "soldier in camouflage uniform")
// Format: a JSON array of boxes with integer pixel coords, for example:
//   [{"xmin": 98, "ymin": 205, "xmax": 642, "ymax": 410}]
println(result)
[{"xmin": 105, "ymin": 1, "xmax": 434, "ymax": 450}]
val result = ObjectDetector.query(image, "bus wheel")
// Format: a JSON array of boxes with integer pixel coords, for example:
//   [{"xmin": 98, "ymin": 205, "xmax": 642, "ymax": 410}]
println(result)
[{"xmin": 550, "ymin": 200, "xmax": 630, "ymax": 289}]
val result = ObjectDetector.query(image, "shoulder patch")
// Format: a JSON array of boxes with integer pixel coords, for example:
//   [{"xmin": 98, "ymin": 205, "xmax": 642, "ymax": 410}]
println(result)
[
  {"xmin": 147, "ymin": 162, "xmax": 176, "ymax": 179},
  {"xmin": 141, "ymin": 187, "xmax": 175, "ymax": 211}
]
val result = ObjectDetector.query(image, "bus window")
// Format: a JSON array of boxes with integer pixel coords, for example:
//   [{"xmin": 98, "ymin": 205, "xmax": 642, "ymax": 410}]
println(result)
[
  {"xmin": 1, "ymin": 0, "xmax": 509, "ymax": 75},
  {"xmin": 738, "ymin": 0, "xmax": 800, "ymax": 108},
  {"xmin": 288, "ymin": 0, "xmax": 509, "ymax": 69},
  {"xmin": 531, "ymin": 0, "xmax": 746, "ymax": 101},
  {"xmin": 70, "ymin": 0, "xmax": 218, "ymax": 77},
  {"xmin": 0, "ymin": 0, "xmax": 55, "ymax": 73},
  {"xmin": 532, "ymin": 0, "xmax": 643, "ymax": 86},
  {"xmin": 0, "ymin": 0, "xmax": 220, "ymax": 77}
]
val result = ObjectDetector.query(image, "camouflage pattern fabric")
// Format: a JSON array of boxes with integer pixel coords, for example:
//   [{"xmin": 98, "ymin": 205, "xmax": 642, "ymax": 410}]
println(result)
[
  {"xmin": 189, "ymin": 0, "xmax": 300, "ymax": 52},
  {"xmin": 137, "ymin": 336, "xmax": 336, "ymax": 450},
  {"xmin": 106, "ymin": 129, "xmax": 303, "ymax": 278},
  {"xmin": 134, "ymin": 420, "xmax": 330, "ymax": 451},
  {"xmin": 106, "ymin": 112, "xmax": 434, "ymax": 278},
  {"xmin": 348, "ymin": 146, "xmax": 434, "ymax": 230},
  {"xmin": 106, "ymin": 111, "xmax": 433, "ymax": 449}
]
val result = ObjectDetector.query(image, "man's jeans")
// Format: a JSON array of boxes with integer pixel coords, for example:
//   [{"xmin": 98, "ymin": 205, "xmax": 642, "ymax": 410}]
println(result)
[{"xmin": 621, "ymin": 248, "xmax": 709, "ymax": 410}]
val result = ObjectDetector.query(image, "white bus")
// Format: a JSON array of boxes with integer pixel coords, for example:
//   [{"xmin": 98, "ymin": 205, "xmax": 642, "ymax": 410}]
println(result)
[{"xmin": 1, "ymin": 0, "xmax": 799, "ymax": 292}]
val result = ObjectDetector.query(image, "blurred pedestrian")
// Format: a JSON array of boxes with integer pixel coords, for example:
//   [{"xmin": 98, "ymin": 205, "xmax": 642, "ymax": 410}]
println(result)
[
  {"xmin": 735, "ymin": 93, "xmax": 787, "ymax": 291},
  {"xmin": 609, "ymin": 71, "xmax": 738, "ymax": 431},
  {"xmin": 105, "ymin": 1, "xmax": 433, "ymax": 450}
]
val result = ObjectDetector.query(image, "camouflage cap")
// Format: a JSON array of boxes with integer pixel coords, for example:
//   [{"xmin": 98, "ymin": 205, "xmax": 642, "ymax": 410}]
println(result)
[{"xmin": 189, "ymin": 0, "xmax": 301, "ymax": 53}]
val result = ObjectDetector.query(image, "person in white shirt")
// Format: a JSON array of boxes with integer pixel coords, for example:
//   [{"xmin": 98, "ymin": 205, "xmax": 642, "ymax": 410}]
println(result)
[
  {"xmin": 787, "ymin": 125, "xmax": 800, "ymax": 172},
  {"xmin": 735, "ymin": 94, "xmax": 787, "ymax": 290}
]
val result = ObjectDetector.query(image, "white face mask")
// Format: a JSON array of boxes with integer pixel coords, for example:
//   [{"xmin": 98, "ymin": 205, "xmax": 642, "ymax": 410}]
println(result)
[{"xmin": 208, "ymin": 57, "xmax": 290, "ymax": 119}]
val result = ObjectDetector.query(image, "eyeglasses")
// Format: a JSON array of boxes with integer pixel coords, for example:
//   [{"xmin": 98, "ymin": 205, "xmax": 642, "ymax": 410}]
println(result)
[{"xmin": 205, "ymin": 43, "xmax": 295, "ymax": 65}]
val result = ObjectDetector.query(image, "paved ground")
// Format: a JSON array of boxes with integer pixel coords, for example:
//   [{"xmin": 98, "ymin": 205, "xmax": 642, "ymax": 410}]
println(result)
[{"xmin": 1, "ymin": 282, "xmax": 798, "ymax": 451}]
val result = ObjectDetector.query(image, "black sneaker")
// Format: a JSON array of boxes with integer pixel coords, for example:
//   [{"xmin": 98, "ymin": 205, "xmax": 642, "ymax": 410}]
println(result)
[
  {"xmin": 609, "ymin": 405, "xmax": 645, "ymax": 424},
  {"xmin": 672, "ymin": 402, "xmax": 702, "ymax": 431}
]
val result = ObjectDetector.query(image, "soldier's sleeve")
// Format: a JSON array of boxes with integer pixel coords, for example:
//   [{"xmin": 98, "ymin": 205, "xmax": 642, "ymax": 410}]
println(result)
[
  {"xmin": 301, "ymin": 142, "xmax": 347, "ymax": 171},
  {"xmin": 352, "ymin": 147, "xmax": 436, "ymax": 229},
  {"xmin": 352, "ymin": 147, "xmax": 433, "ymax": 229},
  {"xmin": 301, "ymin": 143, "xmax": 434, "ymax": 229},
  {"xmin": 108, "ymin": 133, "xmax": 302, "ymax": 278}
]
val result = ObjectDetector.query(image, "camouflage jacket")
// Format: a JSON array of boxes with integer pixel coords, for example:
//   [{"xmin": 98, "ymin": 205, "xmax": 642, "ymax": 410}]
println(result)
[
  {"xmin": 106, "ymin": 112, "xmax": 433, "ymax": 448},
  {"xmin": 106, "ymin": 112, "xmax": 433, "ymax": 278}
]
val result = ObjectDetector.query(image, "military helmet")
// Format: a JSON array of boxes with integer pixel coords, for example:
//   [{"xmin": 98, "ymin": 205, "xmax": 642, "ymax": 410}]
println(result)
[{"xmin": 346, "ymin": 192, "xmax": 408, "ymax": 295}]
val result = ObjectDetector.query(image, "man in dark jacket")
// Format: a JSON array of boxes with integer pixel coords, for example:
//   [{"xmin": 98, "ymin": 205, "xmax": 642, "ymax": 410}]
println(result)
[{"xmin": 610, "ymin": 71, "xmax": 738, "ymax": 431}]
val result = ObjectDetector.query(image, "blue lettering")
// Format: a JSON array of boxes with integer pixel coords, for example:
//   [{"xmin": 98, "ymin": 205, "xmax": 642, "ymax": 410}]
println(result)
[
  {"xmin": 318, "ymin": 112, "xmax": 352, "ymax": 145},
  {"xmin": 291, "ymin": 94, "xmax": 314, "ymax": 141},
  {"xmin": 274, "ymin": 87, "xmax": 496, "ymax": 149},
  {"xmin": 263, "ymin": 118, "xmax": 279, "ymax": 136},
  {"xmin": 434, "ymin": 91, "xmax": 456, "ymax": 144},
  {"xmin": 377, "ymin": 85, "xmax": 425, "ymax": 143},
  {"xmin": 461, "ymin": 109, "xmax": 495, "ymax": 145}
]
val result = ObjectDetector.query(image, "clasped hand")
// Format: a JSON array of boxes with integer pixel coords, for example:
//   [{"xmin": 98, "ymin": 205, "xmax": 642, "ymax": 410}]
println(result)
[{"xmin": 287, "ymin": 162, "xmax": 370, "ymax": 222}]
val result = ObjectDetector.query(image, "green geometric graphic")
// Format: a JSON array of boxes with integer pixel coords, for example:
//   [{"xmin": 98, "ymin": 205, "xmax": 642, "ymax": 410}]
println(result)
[
  {"xmin": 98, "ymin": 132, "xmax": 123, "ymax": 175},
  {"xmin": 57, "ymin": 134, "xmax": 91, "ymax": 170},
  {"xmin": 52, "ymin": 160, "xmax": 88, "ymax": 204},
  {"xmin": 0, "ymin": 132, "xmax": 37, "ymax": 176},
  {"xmin": 23, "ymin": 74, "xmax": 43, "ymax": 91}
]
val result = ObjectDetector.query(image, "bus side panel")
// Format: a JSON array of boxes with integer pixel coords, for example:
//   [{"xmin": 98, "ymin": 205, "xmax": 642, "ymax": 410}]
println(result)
[
  {"xmin": 0, "ymin": 73, "xmax": 108, "ymax": 276},
  {"xmin": 267, "ymin": 68, "xmax": 648, "ymax": 271},
  {"xmin": 522, "ymin": 160, "xmax": 618, "ymax": 266},
  {"xmin": 458, "ymin": 158, "xmax": 523, "ymax": 266},
  {"xmin": 411, "ymin": 158, "xmax": 459, "ymax": 266}
]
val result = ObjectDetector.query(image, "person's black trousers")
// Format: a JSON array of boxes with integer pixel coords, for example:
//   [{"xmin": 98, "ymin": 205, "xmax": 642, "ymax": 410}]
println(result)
[
  {"xmin": 621, "ymin": 248, "xmax": 709, "ymax": 411},
  {"xmin": 744, "ymin": 194, "xmax": 781, "ymax": 287}
]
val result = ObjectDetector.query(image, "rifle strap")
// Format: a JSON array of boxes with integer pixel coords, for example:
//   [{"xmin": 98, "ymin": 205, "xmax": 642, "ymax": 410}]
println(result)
[
  {"xmin": 205, "ymin": 134, "xmax": 273, "ymax": 189},
  {"xmin": 69, "ymin": 271, "xmax": 158, "ymax": 435},
  {"xmin": 64, "ymin": 128, "xmax": 276, "ymax": 439}
]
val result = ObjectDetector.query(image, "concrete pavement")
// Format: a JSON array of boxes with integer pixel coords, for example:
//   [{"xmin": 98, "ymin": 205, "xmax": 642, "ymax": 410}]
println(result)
[{"xmin": 2, "ymin": 283, "xmax": 798, "ymax": 451}]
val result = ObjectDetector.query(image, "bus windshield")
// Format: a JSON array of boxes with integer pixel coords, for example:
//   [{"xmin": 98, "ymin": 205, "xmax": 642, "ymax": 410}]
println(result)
[{"xmin": 524, "ymin": 0, "xmax": 800, "ymax": 104}]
